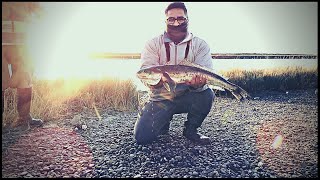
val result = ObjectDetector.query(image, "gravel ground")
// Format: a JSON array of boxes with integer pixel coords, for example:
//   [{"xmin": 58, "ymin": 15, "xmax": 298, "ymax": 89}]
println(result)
[{"xmin": 2, "ymin": 89, "xmax": 318, "ymax": 178}]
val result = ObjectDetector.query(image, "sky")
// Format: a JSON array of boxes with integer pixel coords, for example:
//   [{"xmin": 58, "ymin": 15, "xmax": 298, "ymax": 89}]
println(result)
[
  {"xmin": 23, "ymin": 2, "xmax": 318, "ymax": 85},
  {"xmin": 30, "ymin": 2, "xmax": 317, "ymax": 55}
]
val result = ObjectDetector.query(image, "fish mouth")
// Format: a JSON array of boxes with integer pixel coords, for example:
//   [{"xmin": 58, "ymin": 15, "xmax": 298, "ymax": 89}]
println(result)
[
  {"xmin": 136, "ymin": 72, "xmax": 162, "ymax": 86},
  {"xmin": 136, "ymin": 71, "xmax": 148, "ymax": 78},
  {"xmin": 136, "ymin": 73, "xmax": 146, "ymax": 78}
]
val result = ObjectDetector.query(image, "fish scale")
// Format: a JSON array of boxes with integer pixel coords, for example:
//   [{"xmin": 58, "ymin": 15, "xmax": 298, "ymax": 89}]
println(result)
[{"xmin": 137, "ymin": 60, "xmax": 251, "ymax": 101}]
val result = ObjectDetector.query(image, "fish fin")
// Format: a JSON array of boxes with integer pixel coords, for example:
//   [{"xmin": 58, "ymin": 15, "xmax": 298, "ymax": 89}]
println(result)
[
  {"xmin": 162, "ymin": 72, "xmax": 173, "ymax": 82},
  {"xmin": 179, "ymin": 59, "xmax": 229, "ymax": 80},
  {"xmin": 179, "ymin": 59, "xmax": 217, "ymax": 73},
  {"xmin": 163, "ymin": 82, "xmax": 171, "ymax": 92},
  {"xmin": 162, "ymin": 72, "xmax": 176, "ymax": 92},
  {"xmin": 170, "ymin": 81, "xmax": 177, "ymax": 93},
  {"xmin": 162, "ymin": 72, "xmax": 177, "ymax": 94},
  {"xmin": 178, "ymin": 60, "xmax": 208, "ymax": 71},
  {"xmin": 163, "ymin": 80, "xmax": 177, "ymax": 94},
  {"xmin": 178, "ymin": 59, "xmax": 229, "ymax": 84}
]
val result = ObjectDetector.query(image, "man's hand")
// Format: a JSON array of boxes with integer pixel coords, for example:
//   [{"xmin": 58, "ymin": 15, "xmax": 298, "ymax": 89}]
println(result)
[{"xmin": 186, "ymin": 74, "xmax": 207, "ymax": 89}]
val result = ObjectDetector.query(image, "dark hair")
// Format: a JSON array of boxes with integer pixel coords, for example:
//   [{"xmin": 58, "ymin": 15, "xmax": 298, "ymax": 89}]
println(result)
[{"xmin": 165, "ymin": 2, "xmax": 188, "ymax": 15}]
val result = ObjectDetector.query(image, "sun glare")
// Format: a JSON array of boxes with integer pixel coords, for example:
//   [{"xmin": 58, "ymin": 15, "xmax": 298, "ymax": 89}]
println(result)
[
  {"xmin": 24, "ymin": 3, "xmax": 142, "ymax": 82},
  {"xmin": 23, "ymin": 2, "xmax": 316, "ymax": 93},
  {"xmin": 24, "ymin": 5, "xmax": 148, "ymax": 90}
]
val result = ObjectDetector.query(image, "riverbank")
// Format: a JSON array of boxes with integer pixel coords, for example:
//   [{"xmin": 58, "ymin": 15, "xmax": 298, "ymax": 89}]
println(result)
[{"xmin": 2, "ymin": 89, "xmax": 318, "ymax": 178}]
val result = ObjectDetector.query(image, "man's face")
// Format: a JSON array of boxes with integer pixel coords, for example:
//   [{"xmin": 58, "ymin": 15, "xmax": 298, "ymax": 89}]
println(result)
[{"xmin": 166, "ymin": 8, "xmax": 188, "ymax": 26}]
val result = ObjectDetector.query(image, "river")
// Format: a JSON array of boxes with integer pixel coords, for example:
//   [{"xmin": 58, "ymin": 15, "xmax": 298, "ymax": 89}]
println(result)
[{"xmin": 33, "ymin": 58, "xmax": 318, "ymax": 91}]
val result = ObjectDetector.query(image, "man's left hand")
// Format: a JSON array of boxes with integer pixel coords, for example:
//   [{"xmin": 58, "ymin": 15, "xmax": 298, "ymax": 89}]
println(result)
[{"xmin": 186, "ymin": 74, "xmax": 207, "ymax": 89}]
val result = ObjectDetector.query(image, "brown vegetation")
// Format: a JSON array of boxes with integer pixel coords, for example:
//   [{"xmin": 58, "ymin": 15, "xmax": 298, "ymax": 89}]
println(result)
[{"xmin": 2, "ymin": 66, "xmax": 318, "ymax": 126}]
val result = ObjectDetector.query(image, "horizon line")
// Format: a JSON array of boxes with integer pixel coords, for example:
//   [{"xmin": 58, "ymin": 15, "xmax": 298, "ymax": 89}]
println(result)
[{"xmin": 90, "ymin": 52, "xmax": 318, "ymax": 59}]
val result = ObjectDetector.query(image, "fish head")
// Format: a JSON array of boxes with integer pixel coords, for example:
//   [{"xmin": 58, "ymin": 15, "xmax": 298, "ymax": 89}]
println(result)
[{"xmin": 136, "ymin": 67, "xmax": 163, "ymax": 85}]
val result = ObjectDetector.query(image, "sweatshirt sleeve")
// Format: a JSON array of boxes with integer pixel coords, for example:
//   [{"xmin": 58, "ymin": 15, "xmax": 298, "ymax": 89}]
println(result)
[
  {"xmin": 193, "ymin": 39, "xmax": 214, "ymax": 71},
  {"xmin": 139, "ymin": 38, "xmax": 162, "ymax": 86},
  {"xmin": 140, "ymin": 38, "xmax": 160, "ymax": 69}
]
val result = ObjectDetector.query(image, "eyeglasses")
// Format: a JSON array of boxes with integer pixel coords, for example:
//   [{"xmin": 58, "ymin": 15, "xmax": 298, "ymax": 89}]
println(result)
[{"xmin": 166, "ymin": 16, "xmax": 188, "ymax": 25}]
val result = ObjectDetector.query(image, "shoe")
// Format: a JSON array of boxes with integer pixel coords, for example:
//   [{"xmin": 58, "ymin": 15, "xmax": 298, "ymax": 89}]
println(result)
[
  {"xmin": 13, "ymin": 116, "xmax": 30, "ymax": 132},
  {"xmin": 29, "ymin": 118, "xmax": 44, "ymax": 127},
  {"xmin": 183, "ymin": 127, "xmax": 210, "ymax": 145},
  {"xmin": 16, "ymin": 87, "xmax": 44, "ymax": 128}
]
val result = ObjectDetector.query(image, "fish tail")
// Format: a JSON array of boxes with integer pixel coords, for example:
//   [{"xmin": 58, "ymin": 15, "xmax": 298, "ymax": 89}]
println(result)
[
  {"xmin": 230, "ymin": 90, "xmax": 243, "ymax": 101},
  {"xmin": 229, "ymin": 85, "xmax": 251, "ymax": 101},
  {"xmin": 238, "ymin": 86, "xmax": 251, "ymax": 100}
]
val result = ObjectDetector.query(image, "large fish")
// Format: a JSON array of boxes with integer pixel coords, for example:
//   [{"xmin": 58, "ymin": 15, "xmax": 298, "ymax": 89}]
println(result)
[{"xmin": 136, "ymin": 60, "xmax": 251, "ymax": 101}]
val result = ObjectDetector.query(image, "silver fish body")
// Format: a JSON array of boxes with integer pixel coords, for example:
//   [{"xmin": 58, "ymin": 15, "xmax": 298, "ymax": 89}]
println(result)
[{"xmin": 137, "ymin": 61, "xmax": 251, "ymax": 101}]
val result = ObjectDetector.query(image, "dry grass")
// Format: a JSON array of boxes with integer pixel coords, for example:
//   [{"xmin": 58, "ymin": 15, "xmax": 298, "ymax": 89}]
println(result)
[
  {"xmin": 2, "ymin": 66, "xmax": 318, "ymax": 126},
  {"xmin": 220, "ymin": 66, "xmax": 318, "ymax": 93},
  {"xmin": 2, "ymin": 77, "xmax": 139, "ymax": 126}
]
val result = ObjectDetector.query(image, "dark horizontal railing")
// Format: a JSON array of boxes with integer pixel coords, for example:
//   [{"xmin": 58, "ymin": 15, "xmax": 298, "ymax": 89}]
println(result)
[
  {"xmin": 211, "ymin": 53, "xmax": 317, "ymax": 59},
  {"xmin": 90, "ymin": 53, "xmax": 317, "ymax": 60}
]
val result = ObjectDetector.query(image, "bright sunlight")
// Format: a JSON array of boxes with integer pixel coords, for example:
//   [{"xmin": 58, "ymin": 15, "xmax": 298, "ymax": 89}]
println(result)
[
  {"xmin": 22, "ymin": 2, "xmax": 317, "ymax": 92},
  {"xmin": 25, "ymin": 2, "xmax": 148, "ymax": 81}
]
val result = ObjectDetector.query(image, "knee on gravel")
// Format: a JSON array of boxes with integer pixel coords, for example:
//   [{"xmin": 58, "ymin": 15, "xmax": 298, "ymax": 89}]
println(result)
[{"xmin": 134, "ymin": 129, "xmax": 157, "ymax": 145}]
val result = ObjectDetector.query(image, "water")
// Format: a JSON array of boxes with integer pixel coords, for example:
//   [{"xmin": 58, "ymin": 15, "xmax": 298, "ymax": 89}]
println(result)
[
  {"xmin": 34, "ymin": 58, "xmax": 317, "ymax": 91},
  {"xmin": 107, "ymin": 58, "xmax": 317, "ymax": 91},
  {"xmin": 212, "ymin": 58, "xmax": 318, "ymax": 71}
]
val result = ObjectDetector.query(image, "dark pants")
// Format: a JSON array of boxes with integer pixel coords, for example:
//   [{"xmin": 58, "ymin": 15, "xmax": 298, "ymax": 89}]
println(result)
[{"xmin": 134, "ymin": 88, "xmax": 214, "ymax": 144}]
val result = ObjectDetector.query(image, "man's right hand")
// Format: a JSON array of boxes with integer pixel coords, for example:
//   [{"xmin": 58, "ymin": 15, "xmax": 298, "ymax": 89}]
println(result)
[{"xmin": 185, "ymin": 74, "xmax": 207, "ymax": 89}]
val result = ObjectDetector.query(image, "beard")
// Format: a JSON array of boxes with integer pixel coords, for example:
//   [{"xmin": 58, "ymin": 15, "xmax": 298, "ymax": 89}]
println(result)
[{"xmin": 166, "ymin": 22, "xmax": 188, "ymax": 43}]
